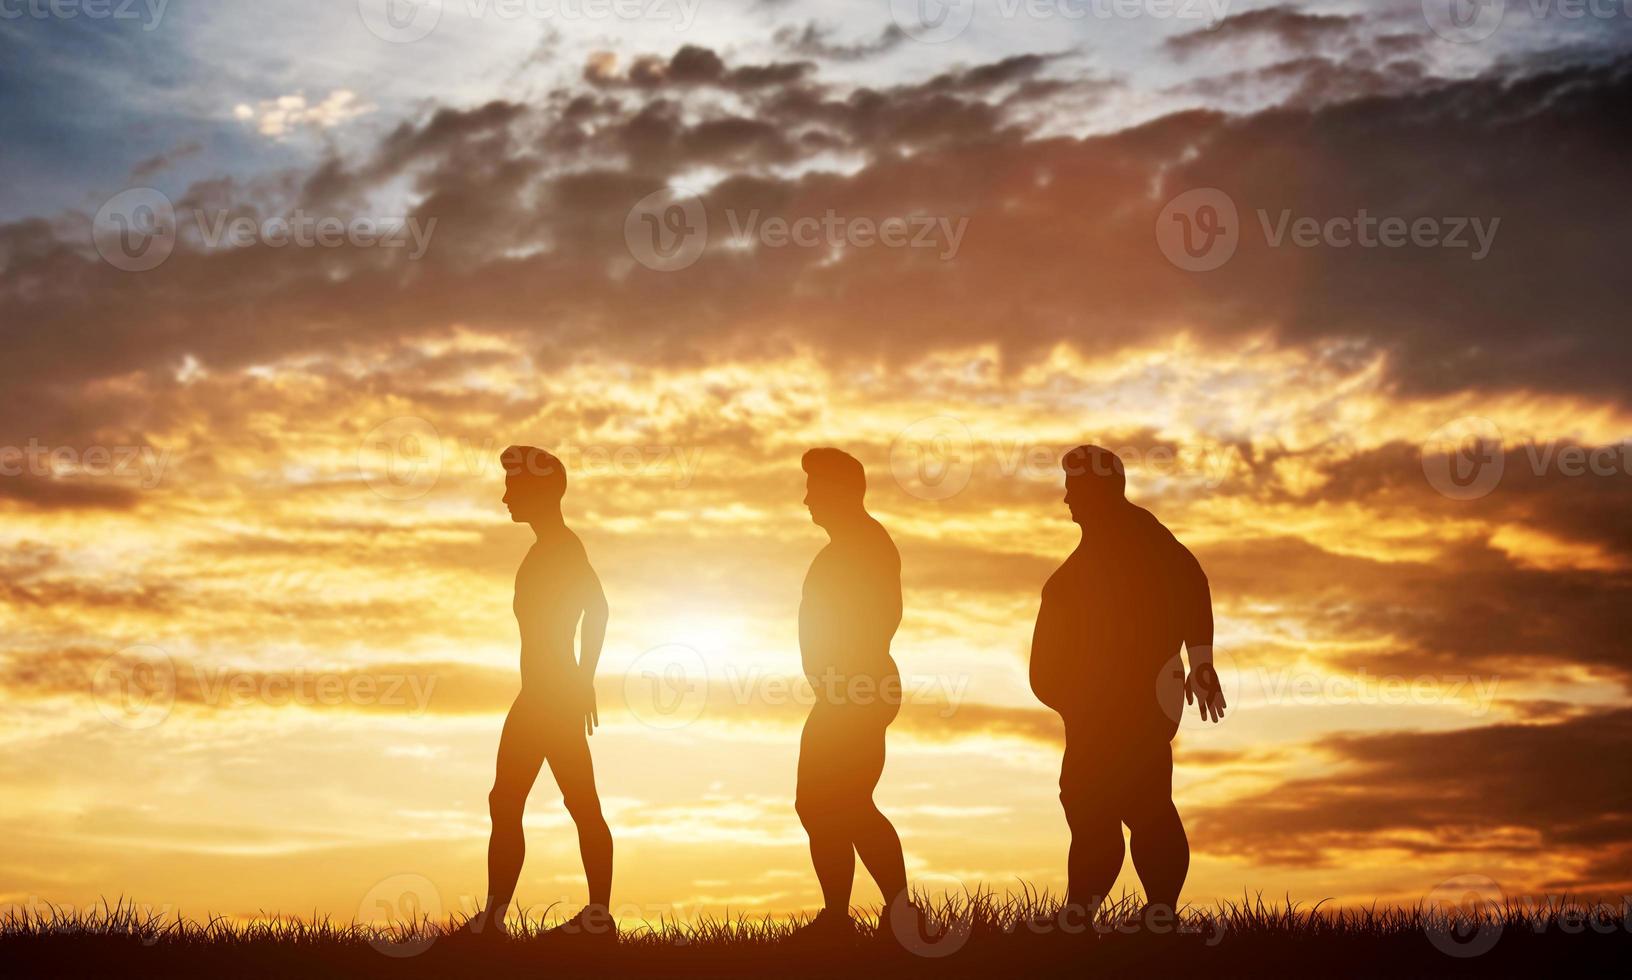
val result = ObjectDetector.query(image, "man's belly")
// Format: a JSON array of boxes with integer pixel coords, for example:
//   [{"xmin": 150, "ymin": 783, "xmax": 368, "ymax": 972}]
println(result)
[
  {"xmin": 518, "ymin": 645, "xmax": 578, "ymax": 690},
  {"xmin": 801, "ymin": 652, "xmax": 901, "ymax": 705}
]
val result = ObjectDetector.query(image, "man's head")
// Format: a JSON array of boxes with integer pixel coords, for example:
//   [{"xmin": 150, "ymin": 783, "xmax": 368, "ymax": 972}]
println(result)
[
  {"xmin": 802, "ymin": 448, "xmax": 866, "ymax": 529},
  {"xmin": 1061, "ymin": 444, "xmax": 1126, "ymax": 523},
  {"xmin": 501, "ymin": 445, "xmax": 566, "ymax": 523}
]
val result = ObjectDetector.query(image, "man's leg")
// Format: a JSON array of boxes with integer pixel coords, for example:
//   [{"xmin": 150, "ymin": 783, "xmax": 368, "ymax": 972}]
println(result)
[
  {"xmin": 1060, "ymin": 729, "xmax": 1125, "ymax": 918},
  {"xmin": 796, "ymin": 704, "xmax": 857, "ymax": 914},
  {"xmin": 1126, "ymin": 742, "xmax": 1187, "ymax": 912},
  {"xmin": 544, "ymin": 728, "xmax": 613, "ymax": 910},
  {"xmin": 850, "ymin": 706, "xmax": 907, "ymax": 906},
  {"xmin": 481, "ymin": 700, "xmax": 549, "ymax": 931},
  {"xmin": 1062, "ymin": 798, "xmax": 1124, "ymax": 917}
]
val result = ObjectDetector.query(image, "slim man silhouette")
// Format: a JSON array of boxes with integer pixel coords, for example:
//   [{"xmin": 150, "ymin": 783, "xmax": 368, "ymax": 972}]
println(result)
[
  {"xmin": 465, "ymin": 446, "xmax": 614, "ymax": 939},
  {"xmin": 1030, "ymin": 445, "xmax": 1223, "ymax": 921},
  {"xmin": 791, "ymin": 449, "xmax": 917, "ymax": 941}
]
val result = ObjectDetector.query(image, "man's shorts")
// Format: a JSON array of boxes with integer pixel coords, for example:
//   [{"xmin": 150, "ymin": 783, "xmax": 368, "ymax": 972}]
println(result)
[
  {"xmin": 794, "ymin": 696, "xmax": 900, "ymax": 818},
  {"xmin": 1058, "ymin": 724, "xmax": 1174, "ymax": 824}
]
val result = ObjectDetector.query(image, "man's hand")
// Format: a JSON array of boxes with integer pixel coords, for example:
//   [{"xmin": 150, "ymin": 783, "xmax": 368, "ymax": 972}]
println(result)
[
  {"xmin": 579, "ymin": 671, "xmax": 599, "ymax": 736},
  {"xmin": 1185, "ymin": 663, "xmax": 1227, "ymax": 723}
]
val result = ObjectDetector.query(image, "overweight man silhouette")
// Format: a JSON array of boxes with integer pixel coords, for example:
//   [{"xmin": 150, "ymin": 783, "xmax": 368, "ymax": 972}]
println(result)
[
  {"xmin": 791, "ymin": 448, "xmax": 918, "ymax": 941},
  {"xmin": 1031, "ymin": 445, "xmax": 1223, "ymax": 922},
  {"xmin": 464, "ymin": 446, "xmax": 614, "ymax": 939}
]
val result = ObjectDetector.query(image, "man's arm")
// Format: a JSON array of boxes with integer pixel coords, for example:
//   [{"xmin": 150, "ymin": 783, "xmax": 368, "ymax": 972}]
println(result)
[
  {"xmin": 1177, "ymin": 545, "xmax": 1224, "ymax": 723},
  {"xmin": 577, "ymin": 556, "xmax": 609, "ymax": 735}
]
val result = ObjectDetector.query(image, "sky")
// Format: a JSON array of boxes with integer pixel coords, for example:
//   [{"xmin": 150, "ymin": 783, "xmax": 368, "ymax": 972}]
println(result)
[{"xmin": 2, "ymin": 0, "xmax": 1632, "ymax": 930}]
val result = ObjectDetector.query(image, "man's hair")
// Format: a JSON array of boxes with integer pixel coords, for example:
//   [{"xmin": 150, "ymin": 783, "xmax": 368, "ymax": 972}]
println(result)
[
  {"xmin": 500, "ymin": 444, "xmax": 567, "ymax": 498},
  {"xmin": 801, "ymin": 447, "xmax": 866, "ymax": 496},
  {"xmin": 1061, "ymin": 444, "xmax": 1126, "ymax": 495}
]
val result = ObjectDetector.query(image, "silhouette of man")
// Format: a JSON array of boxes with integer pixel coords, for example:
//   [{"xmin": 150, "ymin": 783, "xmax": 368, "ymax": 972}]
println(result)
[
  {"xmin": 791, "ymin": 448, "xmax": 916, "ymax": 940},
  {"xmin": 466, "ymin": 445, "xmax": 613, "ymax": 939},
  {"xmin": 1030, "ymin": 445, "xmax": 1223, "ymax": 922}
]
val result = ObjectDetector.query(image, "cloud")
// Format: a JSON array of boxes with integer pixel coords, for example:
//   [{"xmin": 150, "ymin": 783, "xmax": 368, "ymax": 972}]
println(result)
[
  {"xmin": 233, "ymin": 90, "xmax": 374, "ymax": 140},
  {"xmin": 774, "ymin": 22, "xmax": 908, "ymax": 62},
  {"xmin": 0, "ymin": 472, "xmax": 141, "ymax": 511},
  {"xmin": 1166, "ymin": 6, "xmax": 1360, "ymax": 56},
  {"xmin": 5, "ymin": 49, "xmax": 1628, "ymax": 446},
  {"xmin": 0, "ymin": 645, "xmax": 1066, "ymax": 745},
  {"xmin": 1187, "ymin": 708, "xmax": 1632, "ymax": 891},
  {"xmin": 130, "ymin": 141, "xmax": 203, "ymax": 180},
  {"xmin": 583, "ymin": 46, "xmax": 816, "ymax": 91}
]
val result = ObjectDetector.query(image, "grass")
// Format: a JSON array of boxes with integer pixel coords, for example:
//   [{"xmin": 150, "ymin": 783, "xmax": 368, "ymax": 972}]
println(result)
[{"xmin": 5, "ymin": 889, "xmax": 1629, "ymax": 978}]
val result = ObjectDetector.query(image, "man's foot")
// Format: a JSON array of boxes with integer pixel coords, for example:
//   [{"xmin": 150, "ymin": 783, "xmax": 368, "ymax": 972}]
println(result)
[
  {"xmin": 547, "ymin": 904, "xmax": 617, "ymax": 943},
  {"xmin": 789, "ymin": 908, "xmax": 857, "ymax": 944}
]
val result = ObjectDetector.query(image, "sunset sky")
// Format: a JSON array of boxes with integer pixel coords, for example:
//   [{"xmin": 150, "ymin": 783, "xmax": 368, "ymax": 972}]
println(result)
[{"xmin": 3, "ymin": 0, "xmax": 1631, "ymax": 928}]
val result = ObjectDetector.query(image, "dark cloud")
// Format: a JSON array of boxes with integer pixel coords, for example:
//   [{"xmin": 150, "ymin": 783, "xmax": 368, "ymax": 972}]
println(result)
[
  {"xmin": 3, "ymin": 49, "xmax": 1631, "ymax": 453},
  {"xmin": 130, "ymin": 140, "xmax": 203, "ymax": 180},
  {"xmin": 0, "ymin": 472, "xmax": 141, "ymax": 511},
  {"xmin": 774, "ymin": 22, "xmax": 908, "ymax": 62},
  {"xmin": 1308, "ymin": 440, "xmax": 1632, "ymax": 560},
  {"xmin": 1166, "ymin": 6, "xmax": 1359, "ymax": 56},
  {"xmin": 1188, "ymin": 708, "xmax": 1632, "ymax": 891},
  {"xmin": 1199, "ymin": 534, "xmax": 1632, "ymax": 686},
  {"xmin": 584, "ymin": 46, "xmax": 816, "ymax": 91}
]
